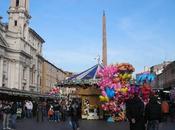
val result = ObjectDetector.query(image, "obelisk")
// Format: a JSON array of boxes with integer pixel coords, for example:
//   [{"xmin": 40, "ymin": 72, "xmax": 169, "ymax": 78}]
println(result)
[{"xmin": 102, "ymin": 11, "xmax": 107, "ymax": 66}]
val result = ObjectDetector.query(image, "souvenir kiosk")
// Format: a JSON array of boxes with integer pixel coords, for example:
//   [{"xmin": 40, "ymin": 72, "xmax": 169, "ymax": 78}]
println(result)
[{"xmin": 60, "ymin": 64, "xmax": 103, "ymax": 120}]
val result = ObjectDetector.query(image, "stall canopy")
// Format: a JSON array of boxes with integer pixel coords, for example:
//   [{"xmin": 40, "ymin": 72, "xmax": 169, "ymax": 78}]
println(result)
[
  {"xmin": 0, "ymin": 87, "xmax": 57, "ymax": 99},
  {"xmin": 60, "ymin": 64, "xmax": 104, "ymax": 86}
]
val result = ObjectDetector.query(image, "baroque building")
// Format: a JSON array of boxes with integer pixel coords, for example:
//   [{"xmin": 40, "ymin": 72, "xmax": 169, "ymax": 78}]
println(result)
[{"xmin": 0, "ymin": 0, "xmax": 44, "ymax": 92}]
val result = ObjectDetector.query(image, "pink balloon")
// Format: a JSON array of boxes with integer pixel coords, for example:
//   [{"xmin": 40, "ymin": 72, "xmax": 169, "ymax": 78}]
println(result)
[{"xmin": 102, "ymin": 91, "xmax": 107, "ymax": 96}]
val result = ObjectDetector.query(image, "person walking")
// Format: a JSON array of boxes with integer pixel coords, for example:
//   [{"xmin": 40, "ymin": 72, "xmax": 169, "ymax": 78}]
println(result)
[
  {"xmin": 169, "ymin": 100, "xmax": 175, "ymax": 122},
  {"xmin": 10, "ymin": 101, "xmax": 17, "ymax": 130},
  {"xmin": 25, "ymin": 100, "xmax": 33, "ymax": 118},
  {"xmin": 2, "ymin": 101, "xmax": 11, "ymax": 130},
  {"xmin": 28, "ymin": 100, "xmax": 33, "ymax": 118},
  {"xmin": 36, "ymin": 102, "xmax": 44, "ymax": 122},
  {"xmin": 145, "ymin": 95, "xmax": 162, "ymax": 130},
  {"xmin": 25, "ymin": 100, "xmax": 30, "ymax": 118},
  {"xmin": 69, "ymin": 100, "xmax": 80, "ymax": 130},
  {"xmin": 53, "ymin": 101, "xmax": 61, "ymax": 122},
  {"xmin": 48, "ymin": 105, "xmax": 54, "ymax": 121},
  {"xmin": 62, "ymin": 101, "xmax": 67, "ymax": 121},
  {"xmin": 126, "ymin": 94, "xmax": 145, "ymax": 130},
  {"xmin": 0, "ymin": 100, "xmax": 3, "ymax": 120}
]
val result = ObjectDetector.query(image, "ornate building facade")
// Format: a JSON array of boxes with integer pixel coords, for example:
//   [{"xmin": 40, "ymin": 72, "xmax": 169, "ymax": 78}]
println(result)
[{"xmin": 0, "ymin": 0, "xmax": 44, "ymax": 93}]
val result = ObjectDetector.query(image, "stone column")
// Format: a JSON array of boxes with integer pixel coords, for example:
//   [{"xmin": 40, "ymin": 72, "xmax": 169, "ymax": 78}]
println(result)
[
  {"xmin": 15, "ymin": 62, "xmax": 21, "ymax": 90},
  {"xmin": 26, "ymin": 0, "xmax": 29, "ymax": 13},
  {"xmin": 7, "ymin": 61, "xmax": 11, "ymax": 88},
  {"xmin": 0, "ymin": 57, "xmax": 3, "ymax": 87},
  {"xmin": 26, "ymin": 66, "xmax": 30, "ymax": 91},
  {"xmin": 20, "ymin": 64, "xmax": 24, "ymax": 90},
  {"xmin": 13, "ymin": 61, "xmax": 17, "ymax": 89},
  {"xmin": 8, "ymin": 60, "xmax": 17, "ymax": 89}
]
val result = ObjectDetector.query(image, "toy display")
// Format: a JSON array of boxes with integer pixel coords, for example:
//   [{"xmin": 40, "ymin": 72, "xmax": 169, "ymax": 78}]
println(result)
[
  {"xmin": 98, "ymin": 63, "xmax": 157, "ymax": 121},
  {"xmin": 97, "ymin": 63, "xmax": 135, "ymax": 121},
  {"xmin": 82, "ymin": 97, "xmax": 99, "ymax": 120}
]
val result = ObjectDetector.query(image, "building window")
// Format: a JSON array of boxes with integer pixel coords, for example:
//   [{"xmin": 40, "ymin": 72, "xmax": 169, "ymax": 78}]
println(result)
[
  {"xmin": 23, "ymin": 67, "xmax": 27, "ymax": 80},
  {"xmin": 2, "ymin": 75, "xmax": 6, "ymax": 87},
  {"xmin": 30, "ymin": 68, "xmax": 33, "ymax": 84},
  {"xmin": 14, "ymin": 20, "xmax": 17, "ymax": 26},
  {"xmin": 32, "ymin": 65, "xmax": 35, "ymax": 84},
  {"xmin": 30, "ymin": 65, "xmax": 35, "ymax": 84},
  {"xmin": 16, "ymin": 0, "xmax": 19, "ymax": 7}
]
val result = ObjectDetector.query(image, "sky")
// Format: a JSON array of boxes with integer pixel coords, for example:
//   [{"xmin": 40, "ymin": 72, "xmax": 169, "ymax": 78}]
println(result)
[{"xmin": 0, "ymin": 0, "xmax": 175, "ymax": 73}]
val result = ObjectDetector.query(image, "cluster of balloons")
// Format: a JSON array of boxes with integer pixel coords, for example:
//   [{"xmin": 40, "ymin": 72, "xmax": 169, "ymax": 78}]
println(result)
[
  {"xmin": 98, "ymin": 63, "xmax": 135, "ymax": 113},
  {"xmin": 49, "ymin": 87, "xmax": 60, "ymax": 95},
  {"xmin": 117, "ymin": 63, "xmax": 135, "ymax": 73},
  {"xmin": 98, "ymin": 63, "xmax": 156, "ymax": 121},
  {"xmin": 136, "ymin": 72, "xmax": 156, "ymax": 85}
]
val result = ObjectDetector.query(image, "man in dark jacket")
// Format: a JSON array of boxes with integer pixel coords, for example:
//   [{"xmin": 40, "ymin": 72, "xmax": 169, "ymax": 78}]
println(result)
[
  {"xmin": 126, "ymin": 94, "xmax": 145, "ymax": 130},
  {"xmin": 53, "ymin": 101, "xmax": 61, "ymax": 122},
  {"xmin": 36, "ymin": 102, "xmax": 44, "ymax": 122},
  {"xmin": 169, "ymin": 100, "xmax": 175, "ymax": 122},
  {"xmin": 10, "ymin": 101, "xmax": 17, "ymax": 130},
  {"xmin": 145, "ymin": 95, "xmax": 161, "ymax": 130},
  {"xmin": 2, "ymin": 101, "xmax": 11, "ymax": 130},
  {"xmin": 69, "ymin": 100, "xmax": 80, "ymax": 130}
]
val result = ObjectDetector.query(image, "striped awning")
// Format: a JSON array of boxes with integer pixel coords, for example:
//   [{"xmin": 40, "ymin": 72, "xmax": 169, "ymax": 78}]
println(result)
[
  {"xmin": 62, "ymin": 64, "xmax": 104, "ymax": 85},
  {"xmin": 69, "ymin": 64, "xmax": 103, "ymax": 80}
]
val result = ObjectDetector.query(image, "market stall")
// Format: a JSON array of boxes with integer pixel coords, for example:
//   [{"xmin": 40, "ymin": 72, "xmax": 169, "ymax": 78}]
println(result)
[{"xmin": 59, "ymin": 64, "xmax": 103, "ymax": 120}]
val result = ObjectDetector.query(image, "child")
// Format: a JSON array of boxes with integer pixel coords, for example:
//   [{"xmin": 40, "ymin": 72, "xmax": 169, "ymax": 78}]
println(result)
[{"xmin": 48, "ymin": 105, "xmax": 54, "ymax": 121}]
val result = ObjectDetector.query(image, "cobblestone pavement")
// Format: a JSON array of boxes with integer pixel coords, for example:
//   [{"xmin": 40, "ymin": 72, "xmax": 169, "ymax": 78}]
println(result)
[{"xmin": 1, "ymin": 118, "xmax": 175, "ymax": 130}]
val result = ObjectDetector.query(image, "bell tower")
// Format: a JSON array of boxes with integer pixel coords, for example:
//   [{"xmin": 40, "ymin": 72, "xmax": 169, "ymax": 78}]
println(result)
[{"xmin": 8, "ymin": 0, "xmax": 31, "ymax": 39}]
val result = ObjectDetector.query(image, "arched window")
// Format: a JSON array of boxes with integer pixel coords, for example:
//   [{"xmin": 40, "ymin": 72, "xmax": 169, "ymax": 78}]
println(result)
[
  {"xmin": 30, "ymin": 65, "xmax": 35, "ymax": 84},
  {"xmin": 16, "ymin": 0, "xmax": 19, "ymax": 7}
]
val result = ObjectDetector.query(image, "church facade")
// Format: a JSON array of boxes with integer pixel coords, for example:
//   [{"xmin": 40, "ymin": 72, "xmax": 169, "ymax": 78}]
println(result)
[{"xmin": 0, "ymin": 0, "xmax": 45, "ymax": 93}]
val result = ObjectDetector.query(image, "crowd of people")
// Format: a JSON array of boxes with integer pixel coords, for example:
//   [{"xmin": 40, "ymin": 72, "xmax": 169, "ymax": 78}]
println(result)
[
  {"xmin": 1, "ymin": 94, "xmax": 175, "ymax": 130},
  {"xmin": 0, "ymin": 98, "xmax": 81, "ymax": 130},
  {"xmin": 125, "ymin": 93, "xmax": 175, "ymax": 130}
]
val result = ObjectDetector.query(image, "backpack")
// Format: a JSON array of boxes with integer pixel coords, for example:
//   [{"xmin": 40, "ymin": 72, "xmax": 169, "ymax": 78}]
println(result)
[{"xmin": 48, "ymin": 109, "xmax": 54, "ymax": 116}]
